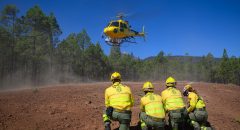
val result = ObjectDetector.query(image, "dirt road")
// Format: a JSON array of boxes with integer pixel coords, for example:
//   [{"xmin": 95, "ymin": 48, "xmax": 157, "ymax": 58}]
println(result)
[{"xmin": 0, "ymin": 82, "xmax": 240, "ymax": 130}]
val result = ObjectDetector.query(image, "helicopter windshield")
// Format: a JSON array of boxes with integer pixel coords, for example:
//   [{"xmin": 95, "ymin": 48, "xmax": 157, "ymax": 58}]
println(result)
[{"xmin": 110, "ymin": 22, "xmax": 119, "ymax": 27}]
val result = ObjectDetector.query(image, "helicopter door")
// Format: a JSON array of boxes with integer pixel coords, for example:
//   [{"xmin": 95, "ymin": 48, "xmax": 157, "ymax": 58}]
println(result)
[{"xmin": 120, "ymin": 23, "xmax": 128, "ymax": 33}]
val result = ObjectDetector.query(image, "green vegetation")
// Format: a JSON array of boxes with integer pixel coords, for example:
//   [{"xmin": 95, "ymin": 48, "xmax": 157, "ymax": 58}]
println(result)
[{"xmin": 0, "ymin": 5, "xmax": 240, "ymax": 87}]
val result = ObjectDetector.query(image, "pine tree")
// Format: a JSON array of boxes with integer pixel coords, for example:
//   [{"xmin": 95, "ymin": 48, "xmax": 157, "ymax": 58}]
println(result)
[
  {"xmin": 0, "ymin": 4, "xmax": 19, "ymax": 84},
  {"xmin": 218, "ymin": 49, "xmax": 231, "ymax": 84}
]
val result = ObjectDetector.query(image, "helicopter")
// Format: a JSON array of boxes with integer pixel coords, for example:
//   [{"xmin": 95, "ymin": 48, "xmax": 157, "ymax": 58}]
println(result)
[{"xmin": 102, "ymin": 13, "xmax": 145, "ymax": 46}]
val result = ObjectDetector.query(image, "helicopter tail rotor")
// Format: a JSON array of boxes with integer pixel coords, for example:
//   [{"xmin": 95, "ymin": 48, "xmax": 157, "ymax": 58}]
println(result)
[
  {"xmin": 139, "ymin": 26, "xmax": 146, "ymax": 42},
  {"xmin": 143, "ymin": 26, "xmax": 146, "ymax": 42}
]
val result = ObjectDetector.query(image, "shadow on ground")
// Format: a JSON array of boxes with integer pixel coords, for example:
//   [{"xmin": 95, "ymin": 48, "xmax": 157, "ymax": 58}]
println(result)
[{"xmin": 113, "ymin": 124, "xmax": 140, "ymax": 130}]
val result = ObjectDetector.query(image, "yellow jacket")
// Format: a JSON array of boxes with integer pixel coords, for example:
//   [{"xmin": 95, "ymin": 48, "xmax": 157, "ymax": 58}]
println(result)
[
  {"xmin": 161, "ymin": 87, "xmax": 185, "ymax": 112},
  {"xmin": 187, "ymin": 92, "xmax": 206, "ymax": 112},
  {"xmin": 105, "ymin": 82, "xmax": 134, "ymax": 110},
  {"xmin": 140, "ymin": 92, "xmax": 165, "ymax": 118}
]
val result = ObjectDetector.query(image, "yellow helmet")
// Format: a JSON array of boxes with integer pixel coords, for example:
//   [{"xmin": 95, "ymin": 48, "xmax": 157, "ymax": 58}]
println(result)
[
  {"xmin": 166, "ymin": 76, "xmax": 176, "ymax": 87},
  {"xmin": 183, "ymin": 84, "xmax": 192, "ymax": 96},
  {"xmin": 110, "ymin": 72, "xmax": 121, "ymax": 81},
  {"xmin": 184, "ymin": 84, "xmax": 192, "ymax": 90},
  {"xmin": 142, "ymin": 81, "xmax": 154, "ymax": 92}
]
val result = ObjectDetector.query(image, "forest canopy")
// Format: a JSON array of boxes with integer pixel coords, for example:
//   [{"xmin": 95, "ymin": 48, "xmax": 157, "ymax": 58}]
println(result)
[{"xmin": 0, "ymin": 5, "xmax": 239, "ymax": 88}]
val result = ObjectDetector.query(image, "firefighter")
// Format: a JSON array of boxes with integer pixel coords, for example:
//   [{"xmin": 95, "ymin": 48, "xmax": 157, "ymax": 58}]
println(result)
[
  {"xmin": 103, "ymin": 72, "xmax": 134, "ymax": 130},
  {"xmin": 161, "ymin": 77, "xmax": 187, "ymax": 130},
  {"xmin": 183, "ymin": 84, "xmax": 210, "ymax": 130},
  {"xmin": 139, "ymin": 81, "xmax": 166, "ymax": 130}
]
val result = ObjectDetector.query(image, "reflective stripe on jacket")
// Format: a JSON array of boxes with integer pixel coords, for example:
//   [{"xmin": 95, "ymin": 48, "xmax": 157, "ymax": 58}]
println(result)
[
  {"xmin": 161, "ymin": 87, "xmax": 185, "ymax": 112},
  {"xmin": 105, "ymin": 82, "xmax": 134, "ymax": 110},
  {"xmin": 140, "ymin": 92, "xmax": 165, "ymax": 118},
  {"xmin": 187, "ymin": 92, "xmax": 206, "ymax": 112}
]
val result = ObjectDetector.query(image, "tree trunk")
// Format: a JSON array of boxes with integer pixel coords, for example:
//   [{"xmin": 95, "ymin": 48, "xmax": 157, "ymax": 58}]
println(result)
[{"xmin": 32, "ymin": 36, "xmax": 37, "ymax": 86}]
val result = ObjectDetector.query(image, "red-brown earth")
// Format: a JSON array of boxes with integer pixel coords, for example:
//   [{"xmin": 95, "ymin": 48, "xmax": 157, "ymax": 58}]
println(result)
[{"xmin": 0, "ymin": 82, "xmax": 240, "ymax": 130}]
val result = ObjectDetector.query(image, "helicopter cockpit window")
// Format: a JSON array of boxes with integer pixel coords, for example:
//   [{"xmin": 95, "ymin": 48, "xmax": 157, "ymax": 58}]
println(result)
[
  {"xmin": 110, "ymin": 22, "xmax": 119, "ymax": 27},
  {"xmin": 120, "ymin": 23, "xmax": 127, "ymax": 29}
]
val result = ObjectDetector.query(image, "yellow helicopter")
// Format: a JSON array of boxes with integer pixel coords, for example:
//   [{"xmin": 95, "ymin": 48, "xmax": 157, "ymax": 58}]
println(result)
[{"xmin": 102, "ymin": 13, "xmax": 145, "ymax": 46}]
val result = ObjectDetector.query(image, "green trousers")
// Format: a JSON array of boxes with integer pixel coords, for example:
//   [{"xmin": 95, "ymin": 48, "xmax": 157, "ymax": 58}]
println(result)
[
  {"xmin": 139, "ymin": 112, "xmax": 165, "ymax": 130},
  {"xmin": 168, "ymin": 108, "xmax": 188, "ymax": 130},
  {"xmin": 103, "ymin": 110, "xmax": 132, "ymax": 130},
  {"xmin": 188, "ymin": 110, "xmax": 208, "ymax": 130}
]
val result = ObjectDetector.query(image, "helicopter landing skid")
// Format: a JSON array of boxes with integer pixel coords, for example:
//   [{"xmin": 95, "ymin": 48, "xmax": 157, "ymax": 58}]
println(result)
[
  {"xmin": 106, "ymin": 41, "xmax": 121, "ymax": 46},
  {"xmin": 104, "ymin": 37, "xmax": 122, "ymax": 46},
  {"xmin": 104, "ymin": 37, "xmax": 136, "ymax": 46}
]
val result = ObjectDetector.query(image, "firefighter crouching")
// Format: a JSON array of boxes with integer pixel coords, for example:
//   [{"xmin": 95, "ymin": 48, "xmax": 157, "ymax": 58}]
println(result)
[
  {"xmin": 103, "ymin": 72, "xmax": 134, "ymax": 130},
  {"xmin": 161, "ymin": 77, "xmax": 187, "ymax": 130},
  {"xmin": 139, "ymin": 81, "xmax": 166, "ymax": 130}
]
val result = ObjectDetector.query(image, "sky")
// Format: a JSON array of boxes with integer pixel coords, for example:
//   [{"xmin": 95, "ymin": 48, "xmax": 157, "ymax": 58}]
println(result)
[{"xmin": 1, "ymin": 0, "xmax": 240, "ymax": 59}]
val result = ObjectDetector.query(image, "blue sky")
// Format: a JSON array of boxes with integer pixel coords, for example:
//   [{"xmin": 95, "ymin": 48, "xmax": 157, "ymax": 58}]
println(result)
[{"xmin": 1, "ymin": 0, "xmax": 240, "ymax": 58}]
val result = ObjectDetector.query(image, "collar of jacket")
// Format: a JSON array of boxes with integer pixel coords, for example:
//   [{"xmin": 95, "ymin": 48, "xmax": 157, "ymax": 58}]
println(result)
[
  {"xmin": 112, "ymin": 82, "xmax": 121, "ymax": 87},
  {"xmin": 145, "ymin": 92, "xmax": 153, "ymax": 96},
  {"xmin": 145, "ymin": 92, "xmax": 153, "ymax": 95},
  {"xmin": 167, "ymin": 86, "xmax": 176, "ymax": 89}
]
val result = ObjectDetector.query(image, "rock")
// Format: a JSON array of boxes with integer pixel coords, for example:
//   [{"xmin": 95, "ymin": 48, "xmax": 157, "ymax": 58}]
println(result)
[
  {"xmin": 85, "ymin": 101, "xmax": 92, "ymax": 105},
  {"xmin": 65, "ymin": 123, "xmax": 70, "ymax": 128},
  {"xmin": 49, "ymin": 111, "xmax": 55, "ymax": 115}
]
